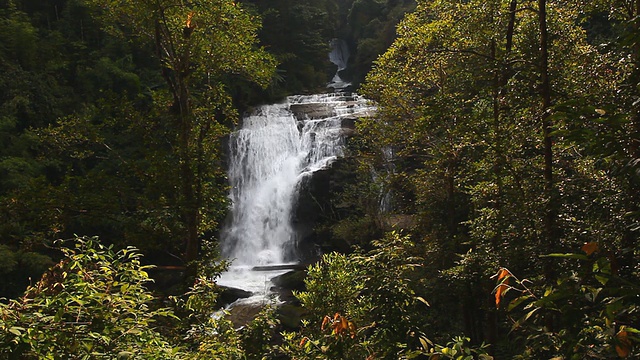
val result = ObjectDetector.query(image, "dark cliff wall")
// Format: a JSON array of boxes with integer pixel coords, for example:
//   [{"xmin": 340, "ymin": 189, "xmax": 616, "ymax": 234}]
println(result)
[{"xmin": 292, "ymin": 156, "xmax": 361, "ymax": 261}]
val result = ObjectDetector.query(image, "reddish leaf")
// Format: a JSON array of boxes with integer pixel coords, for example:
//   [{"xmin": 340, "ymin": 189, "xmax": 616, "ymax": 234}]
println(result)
[
  {"xmin": 494, "ymin": 268, "xmax": 511, "ymax": 308},
  {"xmin": 495, "ymin": 283, "xmax": 508, "ymax": 308},
  {"xmin": 186, "ymin": 12, "xmax": 195, "ymax": 28},
  {"xmin": 321, "ymin": 315, "xmax": 330, "ymax": 331},
  {"xmin": 340, "ymin": 315, "xmax": 348, "ymax": 333},
  {"xmin": 616, "ymin": 330, "xmax": 632, "ymax": 358},
  {"xmin": 497, "ymin": 268, "xmax": 510, "ymax": 281},
  {"xmin": 582, "ymin": 242, "xmax": 599, "ymax": 256}
]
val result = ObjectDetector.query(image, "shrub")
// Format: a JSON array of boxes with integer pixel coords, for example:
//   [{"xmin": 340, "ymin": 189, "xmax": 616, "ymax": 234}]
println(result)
[{"xmin": 0, "ymin": 236, "xmax": 178, "ymax": 358}]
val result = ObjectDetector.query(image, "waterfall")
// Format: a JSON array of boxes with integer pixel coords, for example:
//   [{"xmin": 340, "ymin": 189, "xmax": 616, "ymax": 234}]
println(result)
[
  {"xmin": 328, "ymin": 39, "xmax": 351, "ymax": 90},
  {"xmin": 217, "ymin": 93, "xmax": 374, "ymax": 295},
  {"xmin": 329, "ymin": 38, "xmax": 349, "ymax": 71}
]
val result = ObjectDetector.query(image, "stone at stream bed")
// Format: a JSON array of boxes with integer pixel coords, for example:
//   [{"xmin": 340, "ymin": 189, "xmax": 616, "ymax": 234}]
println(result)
[
  {"xmin": 218, "ymin": 286, "xmax": 253, "ymax": 307},
  {"xmin": 252, "ymin": 264, "xmax": 306, "ymax": 271},
  {"xmin": 271, "ymin": 270, "xmax": 306, "ymax": 290},
  {"xmin": 289, "ymin": 103, "xmax": 334, "ymax": 120},
  {"xmin": 270, "ymin": 270, "xmax": 306, "ymax": 304},
  {"xmin": 219, "ymin": 270, "xmax": 308, "ymax": 330},
  {"xmin": 225, "ymin": 300, "xmax": 266, "ymax": 328},
  {"xmin": 225, "ymin": 300, "xmax": 306, "ymax": 331}
]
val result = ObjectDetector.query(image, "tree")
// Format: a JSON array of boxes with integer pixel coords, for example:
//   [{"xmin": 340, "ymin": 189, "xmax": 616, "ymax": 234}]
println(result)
[
  {"xmin": 83, "ymin": 0, "xmax": 277, "ymax": 263},
  {"xmin": 359, "ymin": 0, "xmax": 622, "ymax": 353}
]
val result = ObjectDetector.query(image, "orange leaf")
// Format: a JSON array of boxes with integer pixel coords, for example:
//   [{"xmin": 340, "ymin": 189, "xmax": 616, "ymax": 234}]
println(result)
[
  {"xmin": 340, "ymin": 315, "xmax": 348, "ymax": 333},
  {"xmin": 186, "ymin": 12, "xmax": 195, "ymax": 28},
  {"xmin": 497, "ymin": 268, "xmax": 510, "ymax": 281},
  {"xmin": 494, "ymin": 269, "xmax": 511, "ymax": 309},
  {"xmin": 582, "ymin": 242, "xmax": 599, "ymax": 256},
  {"xmin": 616, "ymin": 330, "xmax": 632, "ymax": 358},
  {"xmin": 349, "ymin": 321, "xmax": 357, "ymax": 338},
  {"xmin": 333, "ymin": 313, "xmax": 340, "ymax": 322},
  {"xmin": 495, "ymin": 283, "xmax": 508, "ymax": 308},
  {"xmin": 321, "ymin": 315, "xmax": 330, "ymax": 331},
  {"xmin": 299, "ymin": 337, "xmax": 307, "ymax": 348}
]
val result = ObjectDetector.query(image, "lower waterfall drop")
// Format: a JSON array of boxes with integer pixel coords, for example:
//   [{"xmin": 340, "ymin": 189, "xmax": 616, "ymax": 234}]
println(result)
[{"xmin": 216, "ymin": 93, "xmax": 374, "ymax": 297}]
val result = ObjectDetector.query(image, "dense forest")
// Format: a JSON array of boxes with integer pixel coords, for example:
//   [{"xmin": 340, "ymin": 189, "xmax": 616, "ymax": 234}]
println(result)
[{"xmin": 0, "ymin": 0, "xmax": 638, "ymax": 359}]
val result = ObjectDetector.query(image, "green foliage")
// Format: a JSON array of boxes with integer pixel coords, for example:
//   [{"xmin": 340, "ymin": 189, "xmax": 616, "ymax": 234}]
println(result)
[
  {"xmin": 347, "ymin": 0, "xmax": 417, "ymax": 86},
  {"xmin": 80, "ymin": 0, "xmax": 278, "ymax": 262},
  {"xmin": 352, "ymin": 0, "xmax": 640, "ymax": 357},
  {"xmin": 0, "ymin": 3, "xmax": 38, "ymax": 69},
  {"xmin": 241, "ymin": 0, "xmax": 335, "ymax": 95},
  {"xmin": 240, "ymin": 306, "xmax": 281, "ymax": 359},
  {"xmin": 288, "ymin": 232, "xmax": 437, "ymax": 359},
  {"xmin": 0, "ymin": 236, "xmax": 286, "ymax": 359},
  {"xmin": 0, "ymin": 236, "xmax": 178, "ymax": 358},
  {"xmin": 495, "ymin": 244, "xmax": 640, "ymax": 359},
  {"xmin": 278, "ymin": 232, "xmax": 495, "ymax": 359},
  {"xmin": 0, "ymin": 0, "xmax": 279, "ymax": 276},
  {"xmin": 426, "ymin": 336, "xmax": 492, "ymax": 360}
]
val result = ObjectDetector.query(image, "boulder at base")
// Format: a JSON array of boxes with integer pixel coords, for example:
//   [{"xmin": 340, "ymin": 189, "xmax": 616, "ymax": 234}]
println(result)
[{"xmin": 218, "ymin": 286, "xmax": 253, "ymax": 307}]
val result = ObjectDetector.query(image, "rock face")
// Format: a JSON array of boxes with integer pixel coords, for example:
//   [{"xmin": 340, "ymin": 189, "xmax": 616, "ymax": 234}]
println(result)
[
  {"xmin": 270, "ymin": 270, "xmax": 307, "ymax": 304},
  {"xmin": 218, "ymin": 286, "xmax": 253, "ymax": 307},
  {"xmin": 225, "ymin": 301, "xmax": 267, "ymax": 329},
  {"xmin": 292, "ymin": 155, "xmax": 361, "ymax": 260},
  {"xmin": 290, "ymin": 103, "xmax": 334, "ymax": 120}
]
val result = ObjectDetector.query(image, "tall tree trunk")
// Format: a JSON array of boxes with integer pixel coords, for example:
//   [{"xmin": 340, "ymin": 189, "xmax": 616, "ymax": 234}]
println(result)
[
  {"xmin": 156, "ymin": 16, "xmax": 200, "ymax": 263},
  {"xmin": 177, "ymin": 30, "xmax": 199, "ymax": 264},
  {"xmin": 180, "ymin": 104, "xmax": 199, "ymax": 263},
  {"xmin": 484, "ymin": 1, "xmax": 518, "ymax": 352},
  {"xmin": 490, "ymin": 0, "xmax": 517, "ymax": 248},
  {"xmin": 539, "ymin": 0, "xmax": 556, "ymax": 268}
]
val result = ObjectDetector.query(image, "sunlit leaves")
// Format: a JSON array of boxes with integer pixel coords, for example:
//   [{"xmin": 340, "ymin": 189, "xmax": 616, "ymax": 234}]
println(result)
[
  {"xmin": 0, "ymin": 236, "xmax": 177, "ymax": 358},
  {"xmin": 294, "ymin": 232, "xmax": 427, "ymax": 358}
]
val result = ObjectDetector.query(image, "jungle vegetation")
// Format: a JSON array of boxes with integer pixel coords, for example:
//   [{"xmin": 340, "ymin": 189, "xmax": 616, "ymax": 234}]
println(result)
[{"xmin": 0, "ymin": 0, "xmax": 638, "ymax": 359}]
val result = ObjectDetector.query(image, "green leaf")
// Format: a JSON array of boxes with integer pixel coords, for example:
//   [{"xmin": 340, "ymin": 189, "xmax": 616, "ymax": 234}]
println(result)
[
  {"xmin": 523, "ymin": 308, "xmax": 539, "ymax": 322},
  {"xmin": 9, "ymin": 326, "xmax": 24, "ymax": 336},
  {"xmin": 117, "ymin": 351, "xmax": 134, "ymax": 359},
  {"xmin": 595, "ymin": 274, "xmax": 609, "ymax": 286},
  {"xmin": 416, "ymin": 296, "xmax": 430, "ymax": 306},
  {"xmin": 508, "ymin": 295, "xmax": 532, "ymax": 312}
]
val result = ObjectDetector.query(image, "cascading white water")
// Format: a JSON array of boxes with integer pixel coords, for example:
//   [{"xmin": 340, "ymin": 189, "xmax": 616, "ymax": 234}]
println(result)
[
  {"xmin": 328, "ymin": 39, "xmax": 352, "ymax": 90},
  {"xmin": 217, "ymin": 93, "xmax": 374, "ymax": 296}
]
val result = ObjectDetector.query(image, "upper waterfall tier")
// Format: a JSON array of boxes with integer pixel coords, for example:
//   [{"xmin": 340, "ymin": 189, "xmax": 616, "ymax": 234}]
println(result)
[
  {"xmin": 328, "ymin": 39, "xmax": 352, "ymax": 90},
  {"xmin": 329, "ymin": 39, "xmax": 350, "ymax": 71},
  {"xmin": 220, "ymin": 93, "xmax": 374, "ymax": 268}
]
